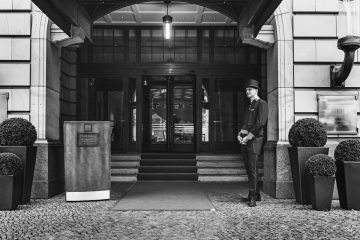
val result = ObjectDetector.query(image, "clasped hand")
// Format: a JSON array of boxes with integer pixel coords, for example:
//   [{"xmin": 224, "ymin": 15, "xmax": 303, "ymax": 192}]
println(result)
[{"xmin": 237, "ymin": 135, "xmax": 249, "ymax": 145}]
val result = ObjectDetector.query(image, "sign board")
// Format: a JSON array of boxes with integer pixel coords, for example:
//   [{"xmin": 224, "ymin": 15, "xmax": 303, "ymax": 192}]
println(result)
[
  {"xmin": 77, "ymin": 133, "xmax": 100, "ymax": 147},
  {"xmin": 64, "ymin": 121, "xmax": 111, "ymax": 201},
  {"xmin": 318, "ymin": 94, "xmax": 358, "ymax": 135}
]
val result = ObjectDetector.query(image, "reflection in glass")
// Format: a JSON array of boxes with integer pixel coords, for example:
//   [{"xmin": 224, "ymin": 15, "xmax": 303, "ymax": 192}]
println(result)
[
  {"xmin": 131, "ymin": 90, "xmax": 136, "ymax": 142},
  {"xmin": 202, "ymin": 84, "xmax": 209, "ymax": 142},
  {"xmin": 172, "ymin": 85, "xmax": 194, "ymax": 144},
  {"xmin": 150, "ymin": 87, "xmax": 167, "ymax": 143},
  {"xmin": 108, "ymin": 91, "xmax": 125, "ymax": 143}
]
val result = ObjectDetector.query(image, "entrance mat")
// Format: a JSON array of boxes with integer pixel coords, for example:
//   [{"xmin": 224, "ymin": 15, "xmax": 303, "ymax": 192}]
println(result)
[{"xmin": 113, "ymin": 181, "xmax": 214, "ymax": 211}]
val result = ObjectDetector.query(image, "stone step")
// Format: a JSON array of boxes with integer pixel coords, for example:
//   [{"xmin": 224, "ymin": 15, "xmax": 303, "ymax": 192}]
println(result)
[
  {"xmin": 111, "ymin": 168, "xmax": 138, "ymax": 175},
  {"xmin": 197, "ymin": 161, "xmax": 244, "ymax": 168},
  {"xmin": 111, "ymin": 161, "xmax": 139, "ymax": 168},
  {"xmin": 111, "ymin": 154, "xmax": 140, "ymax": 161},
  {"xmin": 196, "ymin": 155, "xmax": 242, "ymax": 161},
  {"xmin": 139, "ymin": 166, "xmax": 197, "ymax": 173},
  {"xmin": 197, "ymin": 161, "xmax": 264, "ymax": 168},
  {"xmin": 111, "ymin": 175, "xmax": 137, "ymax": 182},
  {"xmin": 141, "ymin": 153, "xmax": 196, "ymax": 159},
  {"xmin": 198, "ymin": 168, "xmax": 264, "ymax": 175},
  {"xmin": 198, "ymin": 175, "xmax": 249, "ymax": 182},
  {"xmin": 137, "ymin": 173, "xmax": 198, "ymax": 181},
  {"xmin": 140, "ymin": 159, "xmax": 196, "ymax": 166}
]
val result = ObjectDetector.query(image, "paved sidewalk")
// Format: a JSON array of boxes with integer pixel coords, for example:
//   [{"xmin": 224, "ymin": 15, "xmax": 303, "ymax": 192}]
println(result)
[{"xmin": 0, "ymin": 182, "xmax": 359, "ymax": 240}]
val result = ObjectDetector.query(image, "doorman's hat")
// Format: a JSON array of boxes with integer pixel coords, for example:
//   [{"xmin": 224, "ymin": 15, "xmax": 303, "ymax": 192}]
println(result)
[{"xmin": 245, "ymin": 79, "xmax": 260, "ymax": 89}]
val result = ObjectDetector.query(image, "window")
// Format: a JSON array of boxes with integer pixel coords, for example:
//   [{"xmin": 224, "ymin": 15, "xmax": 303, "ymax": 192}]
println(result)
[{"xmin": 79, "ymin": 26, "xmax": 259, "ymax": 65}]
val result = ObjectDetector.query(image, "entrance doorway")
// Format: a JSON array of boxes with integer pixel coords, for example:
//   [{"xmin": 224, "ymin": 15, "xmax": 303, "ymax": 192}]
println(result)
[{"xmin": 142, "ymin": 75, "xmax": 195, "ymax": 153}]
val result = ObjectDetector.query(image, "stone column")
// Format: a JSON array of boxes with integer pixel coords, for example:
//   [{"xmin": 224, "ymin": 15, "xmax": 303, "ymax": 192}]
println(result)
[
  {"xmin": 263, "ymin": 0, "xmax": 295, "ymax": 198},
  {"xmin": 30, "ymin": 5, "xmax": 64, "ymax": 198}
]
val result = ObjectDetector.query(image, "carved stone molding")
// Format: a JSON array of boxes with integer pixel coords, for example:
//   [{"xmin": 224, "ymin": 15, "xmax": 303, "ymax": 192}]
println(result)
[{"xmin": 241, "ymin": 25, "xmax": 275, "ymax": 49}]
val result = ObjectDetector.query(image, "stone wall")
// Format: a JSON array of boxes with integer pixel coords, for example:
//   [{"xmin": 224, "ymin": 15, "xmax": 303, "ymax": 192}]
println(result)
[
  {"xmin": 264, "ymin": 0, "xmax": 360, "ymax": 199},
  {"xmin": 0, "ymin": 0, "xmax": 32, "ymax": 121}
]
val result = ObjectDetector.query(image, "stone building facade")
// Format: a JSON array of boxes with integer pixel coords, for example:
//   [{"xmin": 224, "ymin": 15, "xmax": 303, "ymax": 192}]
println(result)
[{"xmin": 0, "ymin": 0, "xmax": 359, "ymax": 198}]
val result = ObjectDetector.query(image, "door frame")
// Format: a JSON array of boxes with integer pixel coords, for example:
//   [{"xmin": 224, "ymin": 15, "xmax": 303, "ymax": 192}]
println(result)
[{"xmin": 142, "ymin": 74, "xmax": 196, "ymax": 153}]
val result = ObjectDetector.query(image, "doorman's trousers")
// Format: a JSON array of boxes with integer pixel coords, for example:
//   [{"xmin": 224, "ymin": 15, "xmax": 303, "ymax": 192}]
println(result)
[{"xmin": 241, "ymin": 137, "xmax": 264, "ymax": 196}]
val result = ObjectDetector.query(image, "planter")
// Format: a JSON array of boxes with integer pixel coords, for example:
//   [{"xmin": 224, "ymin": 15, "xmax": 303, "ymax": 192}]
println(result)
[
  {"xmin": 309, "ymin": 176, "xmax": 335, "ymax": 211},
  {"xmin": 0, "ymin": 146, "xmax": 37, "ymax": 204},
  {"xmin": 0, "ymin": 174, "xmax": 22, "ymax": 210},
  {"xmin": 336, "ymin": 161, "xmax": 360, "ymax": 210},
  {"xmin": 288, "ymin": 147, "xmax": 329, "ymax": 204}
]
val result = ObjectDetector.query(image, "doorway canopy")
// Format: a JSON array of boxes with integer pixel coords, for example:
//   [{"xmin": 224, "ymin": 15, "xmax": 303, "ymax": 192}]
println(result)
[{"xmin": 31, "ymin": 0, "xmax": 282, "ymax": 43}]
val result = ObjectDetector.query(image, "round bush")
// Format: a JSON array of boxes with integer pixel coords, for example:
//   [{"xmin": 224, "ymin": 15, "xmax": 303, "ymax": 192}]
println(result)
[
  {"xmin": 0, "ymin": 118, "xmax": 37, "ymax": 146},
  {"xmin": 305, "ymin": 154, "xmax": 336, "ymax": 177},
  {"xmin": 334, "ymin": 139, "xmax": 360, "ymax": 162},
  {"xmin": 288, "ymin": 118, "xmax": 327, "ymax": 147},
  {"xmin": 0, "ymin": 153, "xmax": 23, "ymax": 175}
]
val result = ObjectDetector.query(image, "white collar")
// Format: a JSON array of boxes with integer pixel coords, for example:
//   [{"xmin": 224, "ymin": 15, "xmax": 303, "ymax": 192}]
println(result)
[{"xmin": 251, "ymin": 96, "xmax": 260, "ymax": 103}]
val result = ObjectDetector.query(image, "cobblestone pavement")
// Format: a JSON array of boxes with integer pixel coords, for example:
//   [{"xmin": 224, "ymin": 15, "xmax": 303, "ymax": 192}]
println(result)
[{"xmin": 1, "ymin": 182, "xmax": 360, "ymax": 240}]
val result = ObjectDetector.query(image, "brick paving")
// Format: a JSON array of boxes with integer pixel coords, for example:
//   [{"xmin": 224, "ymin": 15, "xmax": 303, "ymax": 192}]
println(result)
[{"xmin": 0, "ymin": 182, "xmax": 360, "ymax": 240}]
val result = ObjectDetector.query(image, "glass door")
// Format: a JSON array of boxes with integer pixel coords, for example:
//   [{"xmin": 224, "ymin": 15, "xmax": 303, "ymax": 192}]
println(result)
[
  {"xmin": 213, "ymin": 79, "xmax": 246, "ymax": 152},
  {"xmin": 142, "ymin": 75, "xmax": 195, "ymax": 152},
  {"xmin": 94, "ymin": 79, "xmax": 125, "ymax": 152},
  {"xmin": 143, "ymin": 76, "xmax": 168, "ymax": 152},
  {"xmin": 170, "ymin": 80, "xmax": 195, "ymax": 152}
]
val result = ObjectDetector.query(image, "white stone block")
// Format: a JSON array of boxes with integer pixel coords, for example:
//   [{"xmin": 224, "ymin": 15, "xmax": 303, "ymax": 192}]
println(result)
[
  {"xmin": 0, "ymin": 63, "xmax": 30, "ymax": 86},
  {"xmin": 294, "ymin": 15, "xmax": 337, "ymax": 37},
  {"xmin": 294, "ymin": 65, "xmax": 330, "ymax": 87},
  {"xmin": 316, "ymin": 39, "xmax": 343, "ymax": 62},
  {"xmin": 12, "ymin": 38, "xmax": 30, "ymax": 60},
  {"xmin": 0, "ymin": 38, "xmax": 30, "ymax": 60},
  {"xmin": 8, "ymin": 114, "xmax": 30, "ymax": 121},
  {"xmin": 0, "ymin": 38, "xmax": 12, "ymax": 60},
  {"xmin": 294, "ymin": 90, "xmax": 317, "ymax": 113},
  {"xmin": 336, "ymin": 15, "xmax": 348, "ymax": 38},
  {"xmin": 315, "ymin": 0, "xmax": 339, "ymax": 12},
  {"xmin": 13, "ymin": 0, "xmax": 31, "ymax": 10},
  {"xmin": 345, "ymin": 66, "xmax": 360, "ymax": 88},
  {"xmin": 0, "ymin": 0, "xmax": 12, "ymax": 9},
  {"xmin": 295, "ymin": 114, "xmax": 318, "ymax": 122},
  {"xmin": 293, "ymin": 0, "xmax": 315, "ymax": 12},
  {"xmin": 5, "ymin": 89, "xmax": 30, "ymax": 111},
  {"xmin": 0, "ymin": 13, "xmax": 31, "ymax": 35},
  {"xmin": 294, "ymin": 40, "xmax": 316, "ymax": 62}
]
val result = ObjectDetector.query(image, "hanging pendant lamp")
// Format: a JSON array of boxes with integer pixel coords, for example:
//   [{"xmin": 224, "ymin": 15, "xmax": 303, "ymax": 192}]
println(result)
[{"xmin": 163, "ymin": 0, "xmax": 172, "ymax": 39}]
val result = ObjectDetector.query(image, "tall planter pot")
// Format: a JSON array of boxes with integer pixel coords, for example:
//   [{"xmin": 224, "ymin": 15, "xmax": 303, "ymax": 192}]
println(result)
[
  {"xmin": 288, "ymin": 147, "xmax": 329, "ymax": 204},
  {"xmin": 309, "ymin": 176, "xmax": 335, "ymax": 211},
  {"xmin": 336, "ymin": 161, "xmax": 360, "ymax": 210},
  {"xmin": 0, "ymin": 174, "xmax": 22, "ymax": 210},
  {"xmin": 0, "ymin": 146, "xmax": 37, "ymax": 204}
]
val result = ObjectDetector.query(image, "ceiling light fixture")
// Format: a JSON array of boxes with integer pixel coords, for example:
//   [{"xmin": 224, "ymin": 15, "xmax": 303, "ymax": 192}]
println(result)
[{"xmin": 163, "ymin": 0, "xmax": 172, "ymax": 40}]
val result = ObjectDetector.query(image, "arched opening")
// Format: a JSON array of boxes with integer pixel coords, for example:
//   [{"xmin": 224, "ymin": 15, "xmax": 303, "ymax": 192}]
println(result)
[{"xmin": 75, "ymin": 2, "xmax": 267, "ymax": 155}]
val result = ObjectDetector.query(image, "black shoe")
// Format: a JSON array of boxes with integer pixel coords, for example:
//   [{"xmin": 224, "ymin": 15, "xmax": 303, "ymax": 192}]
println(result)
[
  {"xmin": 248, "ymin": 199, "xmax": 256, "ymax": 207},
  {"xmin": 240, "ymin": 194, "xmax": 261, "ymax": 202}
]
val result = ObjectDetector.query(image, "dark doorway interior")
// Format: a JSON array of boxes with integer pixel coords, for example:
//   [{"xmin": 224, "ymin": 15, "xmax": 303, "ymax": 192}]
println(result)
[{"xmin": 142, "ymin": 75, "xmax": 195, "ymax": 153}]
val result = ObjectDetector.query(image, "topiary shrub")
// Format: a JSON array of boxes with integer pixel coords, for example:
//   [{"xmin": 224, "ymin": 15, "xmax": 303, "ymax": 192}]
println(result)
[
  {"xmin": 288, "ymin": 118, "xmax": 327, "ymax": 147},
  {"xmin": 334, "ymin": 139, "xmax": 360, "ymax": 162},
  {"xmin": 305, "ymin": 154, "xmax": 336, "ymax": 177},
  {"xmin": 0, "ymin": 153, "xmax": 24, "ymax": 175},
  {"xmin": 0, "ymin": 118, "xmax": 37, "ymax": 146}
]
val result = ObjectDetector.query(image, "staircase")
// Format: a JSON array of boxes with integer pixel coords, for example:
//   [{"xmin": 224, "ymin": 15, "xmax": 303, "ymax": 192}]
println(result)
[
  {"xmin": 197, "ymin": 154, "xmax": 264, "ymax": 182},
  {"xmin": 137, "ymin": 153, "xmax": 198, "ymax": 181},
  {"xmin": 111, "ymin": 154, "xmax": 140, "ymax": 182}
]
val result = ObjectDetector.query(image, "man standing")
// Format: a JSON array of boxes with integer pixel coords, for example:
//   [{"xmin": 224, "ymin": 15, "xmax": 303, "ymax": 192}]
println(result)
[{"xmin": 238, "ymin": 79, "xmax": 268, "ymax": 207}]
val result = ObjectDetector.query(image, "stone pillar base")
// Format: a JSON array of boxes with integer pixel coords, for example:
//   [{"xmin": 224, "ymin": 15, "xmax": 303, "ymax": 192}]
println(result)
[
  {"xmin": 263, "ymin": 178, "xmax": 294, "ymax": 199},
  {"xmin": 32, "ymin": 141, "xmax": 64, "ymax": 199},
  {"xmin": 263, "ymin": 141, "xmax": 295, "ymax": 198}
]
